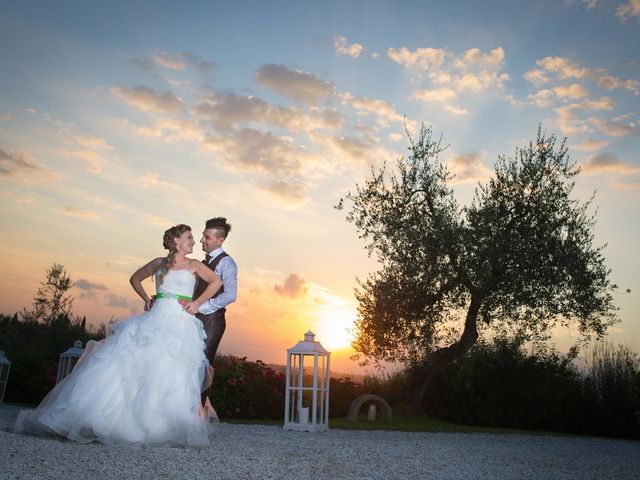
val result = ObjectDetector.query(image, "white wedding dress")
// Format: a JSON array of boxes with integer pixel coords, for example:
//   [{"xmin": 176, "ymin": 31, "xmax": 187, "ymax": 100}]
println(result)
[{"xmin": 14, "ymin": 269, "xmax": 217, "ymax": 447}]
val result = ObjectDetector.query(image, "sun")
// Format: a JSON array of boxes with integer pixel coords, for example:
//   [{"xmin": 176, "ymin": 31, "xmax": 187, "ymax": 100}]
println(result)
[{"xmin": 316, "ymin": 305, "xmax": 357, "ymax": 351}]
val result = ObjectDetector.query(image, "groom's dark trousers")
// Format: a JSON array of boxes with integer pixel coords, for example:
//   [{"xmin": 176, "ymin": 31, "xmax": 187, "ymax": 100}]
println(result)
[{"xmin": 194, "ymin": 252, "xmax": 229, "ymax": 406}]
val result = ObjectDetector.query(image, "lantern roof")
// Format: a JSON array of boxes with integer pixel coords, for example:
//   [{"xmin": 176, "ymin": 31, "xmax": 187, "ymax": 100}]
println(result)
[
  {"xmin": 0, "ymin": 351, "xmax": 9, "ymax": 365},
  {"xmin": 287, "ymin": 330, "xmax": 330, "ymax": 355},
  {"xmin": 61, "ymin": 340, "xmax": 84, "ymax": 357}
]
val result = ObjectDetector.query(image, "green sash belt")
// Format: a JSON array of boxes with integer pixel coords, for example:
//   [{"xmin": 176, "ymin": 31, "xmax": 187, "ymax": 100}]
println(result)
[{"xmin": 155, "ymin": 292, "xmax": 193, "ymax": 301}]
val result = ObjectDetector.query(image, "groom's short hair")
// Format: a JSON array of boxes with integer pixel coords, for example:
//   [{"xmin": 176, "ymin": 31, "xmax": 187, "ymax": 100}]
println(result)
[{"xmin": 205, "ymin": 217, "xmax": 231, "ymax": 239}]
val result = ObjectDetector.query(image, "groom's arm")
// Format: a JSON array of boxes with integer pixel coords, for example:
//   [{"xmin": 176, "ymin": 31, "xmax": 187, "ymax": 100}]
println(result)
[{"xmin": 198, "ymin": 257, "xmax": 238, "ymax": 315}]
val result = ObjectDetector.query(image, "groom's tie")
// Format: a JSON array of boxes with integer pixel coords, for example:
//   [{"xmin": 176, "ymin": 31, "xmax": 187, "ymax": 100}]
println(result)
[{"xmin": 204, "ymin": 253, "xmax": 212, "ymax": 264}]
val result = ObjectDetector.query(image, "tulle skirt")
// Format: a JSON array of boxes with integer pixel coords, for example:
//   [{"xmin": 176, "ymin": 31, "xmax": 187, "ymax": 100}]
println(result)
[{"xmin": 14, "ymin": 298, "xmax": 216, "ymax": 447}]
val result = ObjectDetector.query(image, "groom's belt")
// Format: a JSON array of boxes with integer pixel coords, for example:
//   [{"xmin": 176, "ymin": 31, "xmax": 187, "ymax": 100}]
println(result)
[{"xmin": 155, "ymin": 292, "xmax": 193, "ymax": 301}]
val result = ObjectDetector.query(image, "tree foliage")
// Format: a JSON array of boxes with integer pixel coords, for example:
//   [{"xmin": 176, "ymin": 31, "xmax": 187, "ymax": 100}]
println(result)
[
  {"xmin": 21, "ymin": 263, "xmax": 75, "ymax": 324},
  {"xmin": 337, "ymin": 125, "xmax": 619, "ymax": 407}
]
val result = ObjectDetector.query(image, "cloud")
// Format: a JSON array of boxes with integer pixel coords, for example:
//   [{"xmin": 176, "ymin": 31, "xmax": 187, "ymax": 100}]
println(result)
[
  {"xmin": 0, "ymin": 148, "xmax": 41, "ymax": 176},
  {"xmin": 412, "ymin": 87, "xmax": 457, "ymax": 103},
  {"xmin": 389, "ymin": 46, "xmax": 509, "ymax": 92},
  {"xmin": 453, "ymin": 47, "xmax": 505, "ymax": 70},
  {"xmin": 76, "ymin": 278, "xmax": 109, "ymax": 299},
  {"xmin": 310, "ymin": 132, "xmax": 382, "ymax": 166},
  {"xmin": 140, "ymin": 171, "xmax": 188, "ymax": 192},
  {"xmin": 387, "ymin": 46, "xmax": 446, "ymax": 72},
  {"xmin": 447, "ymin": 151, "xmax": 492, "ymax": 184},
  {"xmin": 145, "ymin": 215, "xmax": 173, "ymax": 227},
  {"xmin": 61, "ymin": 149, "xmax": 104, "ymax": 174},
  {"xmin": 589, "ymin": 116, "xmax": 637, "ymax": 137},
  {"xmin": 610, "ymin": 177, "xmax": 640, "ymax": 190},
  {"xmin": 274, "ymin": 273, "xmax": 308, "ymax": 298},
  {"xmin": 59, "ymin": 206, "xmax": 100, "ymax": 219},
  {"xmin": 555, "ymin": 104, "xmax": 588, "ymax": 135},
  {"xmin": 388, "ymin": 46, "xmax": 510, "ymax": 114},
  {"xmin": 194, "ymin": 90, "xmax": 340, "ymax": 131},
  {"xmin": 412, "ymin": 87, "xmax": 466, "ymax": 115},
  {"xmin": 106, "ymin": 293, "xmax": 140, "ymax": 313},
  {"xmin": 596, "ymin": 74, "xmax": 640, "ymax": 95},
  {"xmin": 0, "ymin": 113, "xmax": 12, "ymax": 121},
  {"xmin": 535, "ymin": 56, "xmax": 590, "ymax": 80},
  {"xmin": 254, "ymin": 64, "xmax": 335, "ymax": 104},
  {"xmin": 114, "ymin": 85, "xmax": 184, "ymax": 114},
  {"xmin": 121, "ymin": 117, "xmax": 203, "ymax": 143},
  {"xmin": 334, "ymin": 35, "xmax": 364, "ymax": 58},
  {"xmin": 68, "ymin": 133, "xmax": 113, "ymax": 150},
  {"xmin": 203, "ymin": 128, "xmax": 321, "ymax": 201},
  {"xmin": 130, "ymin": 57, "xmax": 154, "ymax": 71},
  {"xmin": 152, "ymin": 51, "xmax": 215, "ymax": 73},
  {"xmin": 528, "ymin": 89, "xmax": 555, "ymax": 107},
  {"xmin": 257, "ymin": 179, "xmax": 307, "ymax": 203},
  {"xmin": 564, "ymin": 0, "xmax": 599, "ymax": 10},
  {"xmin": 553, "ymin": 83, "xmax": 589, "ymax": 99},
  {"xmin": 523, "ymin": 69, "xmax": 551, "ymax": 87},
  {"xmin": 582, "ymin": 152, "xmax": 639, "ymax": 174},
  {"xmin": 554, "ymin": 97, "xmax": 613, "ymax": 135},
  {"xmin": 616, "ymin": 0, "xmax": 640, "ymax": 22},
  {"xmin": 340, "ymin": 93, "xmax": 407, "ymax": 128},
  {"xmin": 572, "ymin": 138, "xmax": 609, "ymax": 152}
]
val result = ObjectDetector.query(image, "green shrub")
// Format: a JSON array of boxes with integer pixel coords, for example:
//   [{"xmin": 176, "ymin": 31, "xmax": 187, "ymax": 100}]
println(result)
[
  {"xmin": 0, "ymin": 313, "xmax": 103, "ymax": 404},
  {"xmin": 329, "ymin": 377, "xmax": 364, "ymax": 417},
  {"xmin": 421, "ymin": 337, "xmax": 640, "ymax": 438},
  {"xmin": 210, "ymin": 355, "xmax": 285, "ymax": 420}
]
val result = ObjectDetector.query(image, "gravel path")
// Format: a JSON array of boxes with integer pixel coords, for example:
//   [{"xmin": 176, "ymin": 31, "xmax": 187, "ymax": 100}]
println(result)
[{"xmin": 1, "ymin": 404, "xmax": 639, "ymax": 480}]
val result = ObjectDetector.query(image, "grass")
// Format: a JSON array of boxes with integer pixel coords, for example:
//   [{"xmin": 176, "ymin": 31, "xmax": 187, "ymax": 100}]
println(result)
[
  {"xmin": 224, "ymin": 411, "xmax": 565, "ymax": 437},
  {"xmin": 329, "ymin": 413, "xmax": 564, "ymax": 436}
]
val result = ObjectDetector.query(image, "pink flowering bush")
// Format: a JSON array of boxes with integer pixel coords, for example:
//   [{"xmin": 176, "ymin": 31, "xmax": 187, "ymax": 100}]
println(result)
[{"xmin": 210, "ymin": 355, "xmax": 286, "ymax": 420}]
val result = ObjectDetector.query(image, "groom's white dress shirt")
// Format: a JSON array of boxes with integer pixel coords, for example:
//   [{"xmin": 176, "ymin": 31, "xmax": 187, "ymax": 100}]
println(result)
[{"xmin": 198, "ymin": 246, "xmax": 238, "ymax": 315}]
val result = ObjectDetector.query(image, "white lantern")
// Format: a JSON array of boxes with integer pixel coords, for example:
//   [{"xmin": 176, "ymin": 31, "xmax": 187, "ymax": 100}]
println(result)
[
  {"xmin": 56, "ymin": 340, "xmax": 84, "ymax": 384},
  {"xmin": 0, "ymin": 351, "xmax": 11, "ymax": 403},
  {"xmin": 284, "ymin": 331, "xmax": 330, "ymax": 432}
]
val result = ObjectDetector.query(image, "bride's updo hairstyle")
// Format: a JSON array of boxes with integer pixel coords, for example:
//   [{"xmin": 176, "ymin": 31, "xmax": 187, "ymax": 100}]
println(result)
[{"xmin": 157, "ymin": 224, "xmax": 191, "ymax": 287}]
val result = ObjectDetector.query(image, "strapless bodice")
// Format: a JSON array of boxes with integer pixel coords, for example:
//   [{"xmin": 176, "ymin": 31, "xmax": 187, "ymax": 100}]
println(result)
[{"xmin": 155, "ymin": 269, "xmax": 196, "ymax": 297}]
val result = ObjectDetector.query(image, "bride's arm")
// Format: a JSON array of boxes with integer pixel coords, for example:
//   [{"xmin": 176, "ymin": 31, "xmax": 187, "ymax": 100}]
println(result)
[
  {"xmin": 185, "ymin": 260, "xmax": 223, "ymax": 314},
  {"xmin": 129, "ymin": 257, "xmax": 164, "ymax": 310}
]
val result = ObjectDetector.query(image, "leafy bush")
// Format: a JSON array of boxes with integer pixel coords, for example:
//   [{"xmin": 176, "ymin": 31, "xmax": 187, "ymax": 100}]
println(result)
[
  {"xmin": 329, "ymin": 377, "xmax": 364, "ymax": 417},
  {"xmin": 0, "ymin": 313, "xmax": 104, "ymax": 404},
  {"xmin": 421, "ymin": 337, "xmax": 639, "ymax": 438},
  {"xmin": 581, "ymin": 342, "xmax": 639, "ymax": 437},
  {"xmin": 210, "ymin": 355, "xmax": 285, "ymax": 420}
]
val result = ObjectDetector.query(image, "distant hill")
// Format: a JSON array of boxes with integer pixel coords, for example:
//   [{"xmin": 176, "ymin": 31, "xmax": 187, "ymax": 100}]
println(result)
[{"xmin": 267, "ymin": 364, "xmax": 366, "ymax": 383}]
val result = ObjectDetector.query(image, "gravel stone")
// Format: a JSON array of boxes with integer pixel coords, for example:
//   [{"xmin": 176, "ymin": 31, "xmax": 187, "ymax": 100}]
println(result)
[{"xmin": 1, "ymin": 404, "xmax": 638, "ymax": 479}]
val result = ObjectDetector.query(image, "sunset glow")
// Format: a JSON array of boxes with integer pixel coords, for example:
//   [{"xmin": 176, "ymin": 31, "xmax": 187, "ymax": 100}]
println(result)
[
  {"xmin": 0, "ymin": 1, "xmax": 639, "ymax": 375},
  {"xmin": 316, "ymin": 305, "xmax": 357, "ymax": 352}
]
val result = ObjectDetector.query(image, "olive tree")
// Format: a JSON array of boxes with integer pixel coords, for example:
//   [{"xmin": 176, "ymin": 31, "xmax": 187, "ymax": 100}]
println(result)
[
  {"xmin": 337, "ymin": 125, "xmax": 618, "ymax": 409},
  {"xmin": 21, "ymin": 263, "xmax": 75, "ymax": 324}
]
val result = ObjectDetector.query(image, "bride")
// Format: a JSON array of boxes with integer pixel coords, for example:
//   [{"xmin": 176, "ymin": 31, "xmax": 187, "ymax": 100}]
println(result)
[{"xmin": 14, "ymin": 224, "xmax": 221, "ymax": 447}]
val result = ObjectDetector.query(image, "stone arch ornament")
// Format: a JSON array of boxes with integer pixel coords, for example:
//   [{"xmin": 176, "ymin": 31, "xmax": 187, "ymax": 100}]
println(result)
[{"xmin": 347, "ymin": 394, "xmax": 393, "ymax": 422}]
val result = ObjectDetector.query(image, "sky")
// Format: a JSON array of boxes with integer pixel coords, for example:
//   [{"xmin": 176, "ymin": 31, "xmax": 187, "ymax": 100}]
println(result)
[{"xmin": 1, "ymin": 0, "xmax": 639, "ymax": 374}]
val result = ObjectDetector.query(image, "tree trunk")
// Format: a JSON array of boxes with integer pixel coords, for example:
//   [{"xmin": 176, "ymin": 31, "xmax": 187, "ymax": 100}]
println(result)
[{"xmin": 407, "ymin": 295, "xmax": 481, "ymax": 411}]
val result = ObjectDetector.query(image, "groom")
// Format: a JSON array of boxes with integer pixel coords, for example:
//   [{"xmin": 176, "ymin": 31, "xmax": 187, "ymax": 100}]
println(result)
[{"xmin": 192, "ymin": 217, "xmax": 238, "ymax": 405}]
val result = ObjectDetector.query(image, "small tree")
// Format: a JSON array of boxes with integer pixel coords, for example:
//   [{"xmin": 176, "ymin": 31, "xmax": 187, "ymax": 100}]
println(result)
[
  {"xmin": 337, "ymin": 125, "xmax": 619, "ymax": 409},
  {"xmin": 21, "ymin": 263, "xmax": 75, "ymax": 324}
]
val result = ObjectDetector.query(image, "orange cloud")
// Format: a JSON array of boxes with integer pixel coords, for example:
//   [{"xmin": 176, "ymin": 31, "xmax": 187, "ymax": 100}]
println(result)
[
  {"xmin": 334, "ymin": 35, "xmax": 364, "ymax": 58},
  {"xmin": 254, "ymin": 64, "xmax": 335, "ymax": 104},
  {"xmin": 274, "ymin": 273, "xmax": 309, "ymax": 299},
  {"xmin": 582, "ymin": 152, "xmax": 639, "ymax": 175},
  {"xmin": 115, "ymin": 85, "xmax": 184, "ymax": 114},
  {"xmin": 0, "ymin": 148, "xmax": 41, "ymax": 176}
]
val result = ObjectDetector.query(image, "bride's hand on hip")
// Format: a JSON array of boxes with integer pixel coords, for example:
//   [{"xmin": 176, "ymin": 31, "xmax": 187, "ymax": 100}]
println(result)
[
  {"xmin": 144, "ymin": 297, "xmax": 154, "ymax": 311},
  {"xmin": 184, "ymin": 300, "xmax": 199, "ymax": 315}
]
